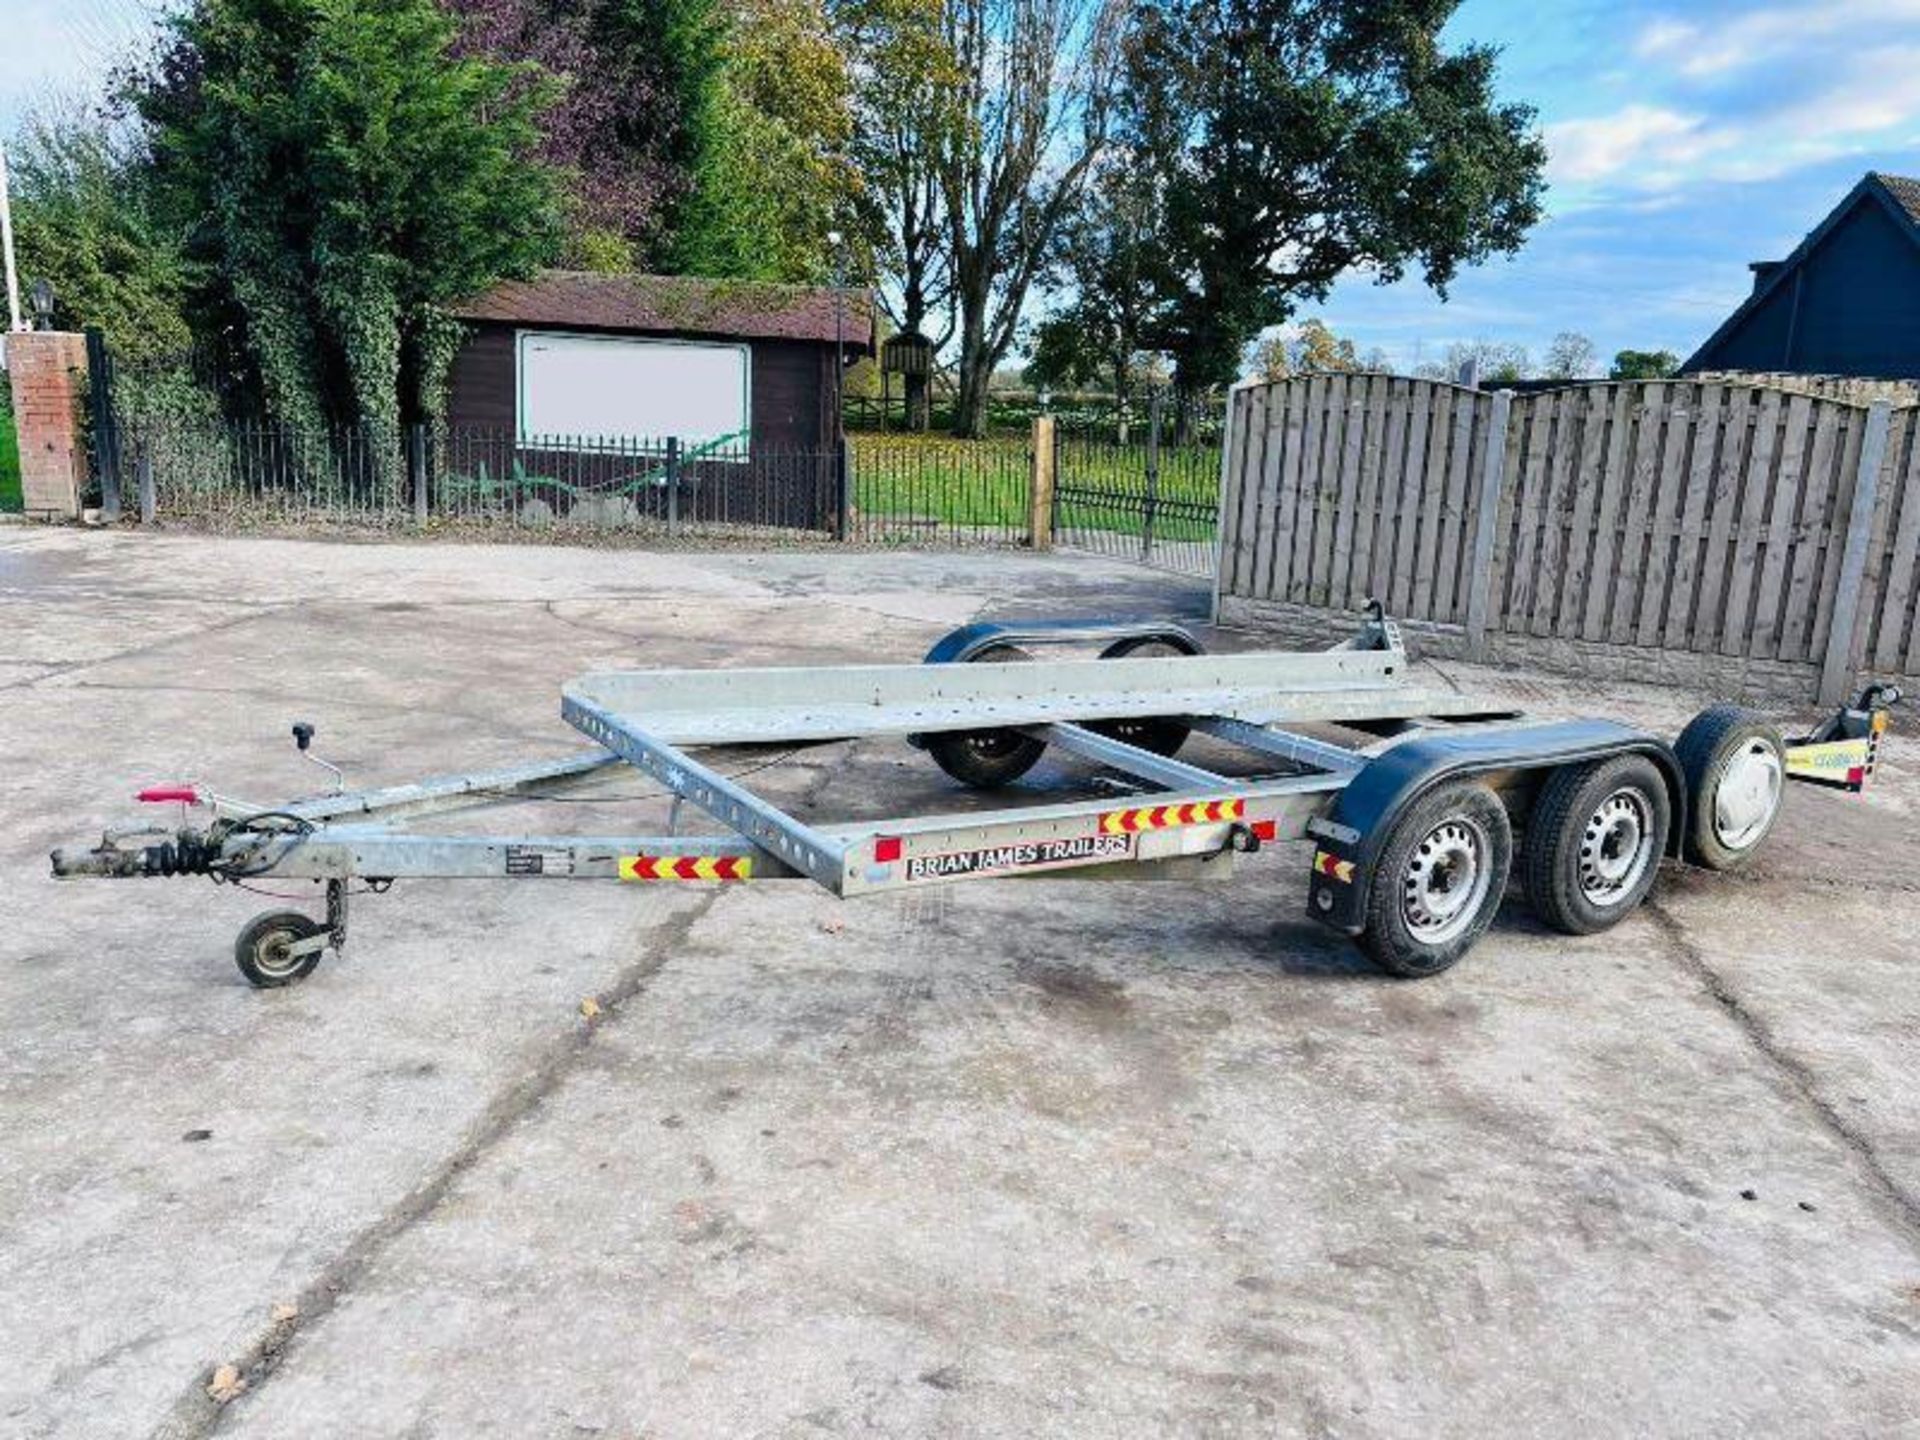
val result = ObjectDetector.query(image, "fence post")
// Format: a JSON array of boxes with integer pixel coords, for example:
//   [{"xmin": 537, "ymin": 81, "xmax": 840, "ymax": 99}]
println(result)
[
  {"xmin": 409, "ymin": 424, "xmax": 428, "ymax": 524},
  {"xmin": 1142, "ymin": 390, "xmax": 1163, "ymax": 563},
  {"xmin": 666, "ymin": 436, "xmax": 681, "ymax": 535},
  {"xmin": 1209, "ymin": 381, "xmax": 1249, "ymax": 624},
  {"xmin": 1818, "ymin": 400, "xmax": 1893, "ymax": 705},
  {"xmin": 137, "ymin": 447, "xmax": 154, "ymax": 525},
  {"xmin": 85, "ymin": 328, "xmax": 123, "ymax": 523},
  {"xmin": 1029, "ymin": 414, "xmax": 1056, "ymax": 549},
  {"xmin": 1464, "ymin": 388, "xmax": 1515, "ymax": 659},
  {"xmin": 837, "ymin": 434, "xmax": 854, "ymax": 541}
]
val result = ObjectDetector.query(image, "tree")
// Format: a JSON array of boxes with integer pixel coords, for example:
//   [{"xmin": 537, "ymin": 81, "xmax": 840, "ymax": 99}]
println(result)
[
  {"xmin": 1122, "ymin": 0, "xmax": 1546, "ymax": 403},
  {"xmin": 1254, "ymin": 319, "xmax": 1359, "ymax": 379},
  {"xmin": 6, "ymin": 107, "xmax": 192, "ymax": 364},
  {"xmin": 133, "ymin": 0, "xmax": 564, "ymax": 432},
  {"xmin": 1542, "ymin": 330, "xmax": 1597, "ymax": 380},
  {"xmin": 936, "ymin": 0, "xmax": 1126, "ymax": 437},
  {"xmin": 671, "ymin": 0, "xmax": 860, "ymax": 282},
  {"xmin": 446, "ymin": 0, "xmax": 683, "ymax": 269},
  {"xmin": 1415, "ymin": 339, "xmax": 1530, "ymax": 385},
  {"xmin": 836, "ymin": 0, "xmax": 963, "ymax": 429},
  {"xmin": 1610, "ymin": 348, "xmax": 1679, "ymax": 380},
  {"xmin": 1028, "ymin": 150, "xmax": 1160, "ymax": 412}
]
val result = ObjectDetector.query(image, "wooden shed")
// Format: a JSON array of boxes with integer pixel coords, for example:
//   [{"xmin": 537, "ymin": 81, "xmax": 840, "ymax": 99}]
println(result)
[{"xmin": 444, "ymin": 271, "xmax": 876, "ymax": 452}]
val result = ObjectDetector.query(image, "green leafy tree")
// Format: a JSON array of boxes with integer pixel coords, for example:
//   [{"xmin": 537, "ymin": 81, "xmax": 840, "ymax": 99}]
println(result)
[
  {"xmin": 670, "ymin": 0, "xmax": 859, "ymax": 282},
  {"xmin": 6, "ymin": 109, "xmax": 193, "ymax": 364},
  {"xmin": 1123, "ymin": 0, "xmax": 1546, "ymax": 402},
  {"xmin": 1610, "ymin": 348, "xmax": 1679, "ymax": 380},
  {"xmin": 1030, "ymin": 152, "xmax": 1160, "ymax": 412},
  {"xmin": 133, "ymin": 0, "xmax": 564, "ymax": 432}
]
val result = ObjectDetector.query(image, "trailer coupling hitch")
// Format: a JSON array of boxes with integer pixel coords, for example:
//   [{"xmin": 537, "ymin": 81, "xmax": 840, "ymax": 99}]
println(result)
[{"xmin": 50, "ymin": 827, "xmax": 223, "ymax": 879}]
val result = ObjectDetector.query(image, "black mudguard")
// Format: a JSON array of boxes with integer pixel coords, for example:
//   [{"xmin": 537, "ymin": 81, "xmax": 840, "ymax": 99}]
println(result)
[{"xmin": 1305, "ymin": 720, "xmax": 1687, "ymax": 935}]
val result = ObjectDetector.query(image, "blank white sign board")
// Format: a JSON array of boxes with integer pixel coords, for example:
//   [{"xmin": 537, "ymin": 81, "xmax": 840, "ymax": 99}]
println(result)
[{"xmin": 517, "ymin": 331, "xmax": 750, "ymax": 449}]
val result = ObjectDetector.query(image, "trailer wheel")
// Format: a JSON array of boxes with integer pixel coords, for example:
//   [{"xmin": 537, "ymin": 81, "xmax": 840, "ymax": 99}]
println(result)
[
  {"xmin": 1088, "ymin": 636, "xmax": 1192, "ymax": 757},
  {"xmin": 1358, "ymin": 781, "xmax": 1511, "ymax": 978},
  {"xmin": 1674, "ymin": 705, "xmax": 1785, "ymax": 871},
  {"xmin": 235, "ymin": 910, "xmax": 326, "ymax": 989},
  {"xmin": 1522, "ymin": 756, "xmax": 1670, "ymax": 935},
  {"xmin": 925, "ymin": 644, "xmax": 1046, "ymax": 788}
]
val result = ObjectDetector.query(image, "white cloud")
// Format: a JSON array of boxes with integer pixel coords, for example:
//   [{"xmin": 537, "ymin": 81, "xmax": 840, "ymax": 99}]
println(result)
[
  {"xmin": 1547, "ymin": 15, "xmax": 1920, "ymax": 204},
  {"xmin": 1634, "ymin": 0, "xmax": 1920, "ymax": 78},
  {"xmin": 1545, "ymin": 105, "xmax": 1710, "ymax": 185}
]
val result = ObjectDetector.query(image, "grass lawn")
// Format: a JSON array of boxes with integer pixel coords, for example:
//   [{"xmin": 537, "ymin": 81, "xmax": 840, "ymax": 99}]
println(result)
[
  {"xmin": 850, "ymin": 431, "xmax": 1220, "ymax": 541},
  {"xmin": 0, "ymin": 379, "xmax": 20, "ymax": 512}
]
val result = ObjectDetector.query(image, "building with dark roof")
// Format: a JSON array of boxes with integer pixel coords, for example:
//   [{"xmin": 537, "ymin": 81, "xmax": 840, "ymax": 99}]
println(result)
[
  {"xmin": 1683, "ymin": 173, "xmax": 1920, "ymax": 380},
  {"xmin": 444, "ymin": 271, "xmax": 876, "ymax": 451}
]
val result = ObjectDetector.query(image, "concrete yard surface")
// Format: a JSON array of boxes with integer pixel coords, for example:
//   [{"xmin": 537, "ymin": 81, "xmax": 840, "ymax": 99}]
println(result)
[{"xmin": 1, "ymin": 526, "xmax": 1917, "ymax": 1438}]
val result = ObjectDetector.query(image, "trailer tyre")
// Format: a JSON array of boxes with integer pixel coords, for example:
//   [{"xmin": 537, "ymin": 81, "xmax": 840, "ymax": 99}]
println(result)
[
  {"xmin": 1522, "ymin": 756, "xmax": 1670, "ymax": 935},
  {"xmin": 235, "ymin": 910, "xmax": 326, "ymax": 988},
  {"xmin": 1088, "ymin": 636, "xmax": 1194, "ymax": 757},
  {"xmin": 1674, "ymin": 705, "xmax": 1785, "ymax": 871},
  {"xmin": 925, "ymin": 644, "xmax": 1047, "ymax": 788},
  {"xmin": 1358, "ymin": 781, "xmax": 1511, "ymax": 979}
]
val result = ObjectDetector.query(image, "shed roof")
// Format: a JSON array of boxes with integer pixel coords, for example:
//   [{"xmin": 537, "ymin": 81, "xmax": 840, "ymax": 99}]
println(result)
[
  {"xmin": 449, "ymin": 271, "xmax": 876, "ymax": 352},
  {"xmin": 1683, "ymin": 173, "xmax": 1920, "ymax": 372}
]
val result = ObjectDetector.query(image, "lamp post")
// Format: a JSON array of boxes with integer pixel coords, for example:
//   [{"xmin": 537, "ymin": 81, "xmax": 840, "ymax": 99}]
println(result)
[{"xmin": 828, "ymin": 229, "xmax": 845, "ymax": 439}]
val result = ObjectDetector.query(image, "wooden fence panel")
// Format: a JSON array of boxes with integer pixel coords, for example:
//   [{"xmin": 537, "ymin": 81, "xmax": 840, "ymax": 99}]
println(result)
[
  {"xmin": 1720, "ymin": 389, "xmax": 1783, "ymax": 657},
  {"xmin": 1750, "ymin": 392, "xmax": 1813, "ymax": 659},
  {"xmin": 1662, "ymin": 383, "xmax": 1721, "ymax": 650},
  {"xmin": 1779, "ymin": 399, "xmax": 1842, "ymax": 661},
  {"xmin": 1502, "ymin": 386, "xmax": 1553, "ymax": 622},
  {"xmin": 1626, "ymin": 381, "xmax": 1678, "ymax": 644},
  {"xmin": 1811, "ymin": 407, "xmax": 1867, "ymax": 662},
  {"xmin": 1390, "ymin": 383, "xmax": 1434, "ymax": 614},
  {"xmin": 1869, "ymin": 411, "xmax": 1920, "ymax": 674},
  {"xmin": 1214, "ymin": 375, "xmax": 1917, "ymax": 696}
]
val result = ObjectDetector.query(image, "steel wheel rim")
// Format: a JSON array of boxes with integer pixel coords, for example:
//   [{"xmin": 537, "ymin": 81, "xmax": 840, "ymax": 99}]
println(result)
[
  {"xmin": 1402, "ymin": 817, "xmax": 1491, "ymax": 944},
  {"xmin": 1714, "ymin": 741, "xmax": 1782, "ymax": 851},
  {"xmin": 1579, "ymin": 787, "xmax": 1657, "ymax": 907},
  {"xmin": 254, "ymin": 927, "xmax": 304, "ymax": 980}
]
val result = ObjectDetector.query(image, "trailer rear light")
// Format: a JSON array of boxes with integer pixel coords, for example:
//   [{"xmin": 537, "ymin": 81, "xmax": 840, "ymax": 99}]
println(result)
[
  {"xmin": 873, "ymin": 835, "xmax": 903, "ymax": 863},
  {"xmin": 136, "ymin": 786, "xmax": 200, "ymax": 805},
  {"xmin": 1250, "ymin": 819, "xmax": 1277, "ymax": 842}
]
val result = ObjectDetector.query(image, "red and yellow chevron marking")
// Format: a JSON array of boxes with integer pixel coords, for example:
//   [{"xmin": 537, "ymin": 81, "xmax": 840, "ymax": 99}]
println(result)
[
  {"xmin": 1098, "ymin": 798, "xmax": 1244, "ymax": 835},
  {"xmin": 618, "ymin": 855, "xmax": 752, "ymax": 882},
  {"xmin": 1313, "ymin": 850, "xmax": 1357, "ymax": 883}
]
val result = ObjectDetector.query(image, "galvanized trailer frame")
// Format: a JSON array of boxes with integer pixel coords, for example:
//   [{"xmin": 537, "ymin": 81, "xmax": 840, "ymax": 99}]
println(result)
[{"xmin": 48, "ymin": 611, "xmax": 1898, "ymax": 985}]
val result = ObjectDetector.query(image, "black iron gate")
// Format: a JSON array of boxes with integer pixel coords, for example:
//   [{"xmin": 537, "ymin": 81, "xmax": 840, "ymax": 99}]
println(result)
[{"xmin": 1051, "ymin": 390, "xmax": 1223, "ymax": 579}]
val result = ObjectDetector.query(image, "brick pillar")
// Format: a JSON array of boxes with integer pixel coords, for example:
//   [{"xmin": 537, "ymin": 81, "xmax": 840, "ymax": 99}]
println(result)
[{"xmin": 6, "ymin": 331, "xmax": 90, "ymax": 519}]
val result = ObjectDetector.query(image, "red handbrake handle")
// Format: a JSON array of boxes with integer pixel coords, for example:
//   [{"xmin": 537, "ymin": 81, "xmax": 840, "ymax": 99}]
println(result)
[{"xmin": 136, "ymin": 785, "xmax": 201, "ymax": 805}]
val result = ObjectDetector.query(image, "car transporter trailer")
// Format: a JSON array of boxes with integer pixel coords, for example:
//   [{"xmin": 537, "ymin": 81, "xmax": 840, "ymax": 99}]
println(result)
[{"xmin": 51, "ymin": 608, "xmax": 1898, "ymax": 986}]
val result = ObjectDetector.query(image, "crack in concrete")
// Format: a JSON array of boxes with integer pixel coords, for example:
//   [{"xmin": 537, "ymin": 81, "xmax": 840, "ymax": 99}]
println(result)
[
  {"xmin": 149, "ymin": 888, "xmax": 728, "ymax": 1439},
  {"xmin": 150, "ymin": 738, "xmax": 849, "ymax": 1436},
  {"xmin": 1645, "ymin": 898, "xmax": 1920, "ymax": 1247}
]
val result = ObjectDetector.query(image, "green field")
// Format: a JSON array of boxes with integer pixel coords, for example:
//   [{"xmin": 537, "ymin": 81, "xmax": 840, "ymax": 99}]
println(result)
[
  {"xmin": 0, "ymin": 376, "xmax": 20, "ymax": 512},
  {"xmin": 849, "ymin": 431, "xmax": 1219, "ymax": 541}
]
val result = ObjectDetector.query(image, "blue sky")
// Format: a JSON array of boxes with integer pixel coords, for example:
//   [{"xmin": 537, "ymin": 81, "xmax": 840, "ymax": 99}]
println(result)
[
  {"xmin": 6, "ymin": 0, "xmax": 1920, "ymax": 373},
  {"xmin": 1315, "ymin": 0, "xmax": 1920, "ymax": 370}
]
